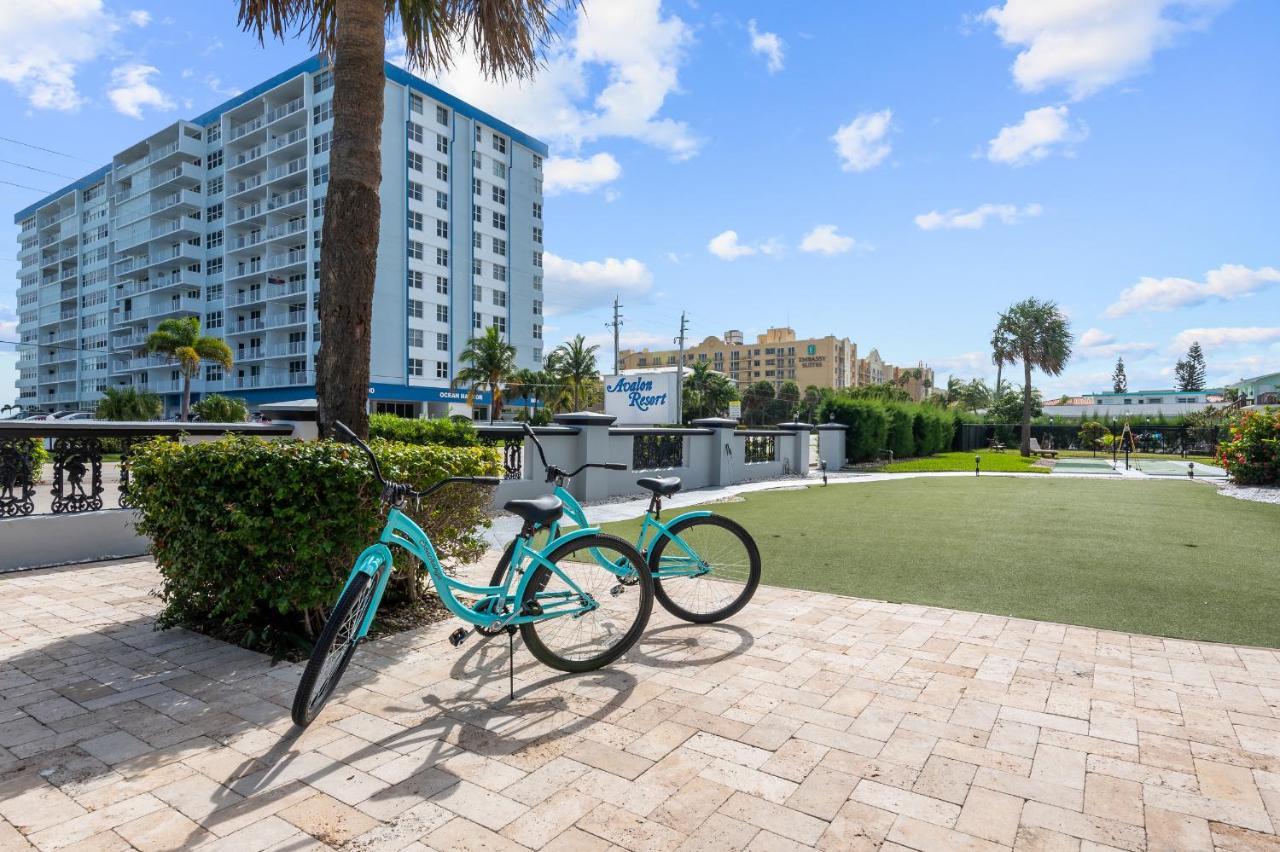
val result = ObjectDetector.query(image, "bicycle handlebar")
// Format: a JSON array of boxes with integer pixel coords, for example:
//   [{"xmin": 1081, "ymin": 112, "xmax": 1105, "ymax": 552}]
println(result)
[
  {"xmin": 334, "ymin": 420, "xmax": 500, "ymax": 501},
  {"xmin": 520, "ymin": 421, "xmax": 627, "ymax": 481}
]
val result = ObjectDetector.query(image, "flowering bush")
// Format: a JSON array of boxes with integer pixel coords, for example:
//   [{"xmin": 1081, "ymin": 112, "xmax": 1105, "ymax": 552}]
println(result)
[{"xmin": 1217, "ymin": 408, "xmax": 1280, "ymax": 485}]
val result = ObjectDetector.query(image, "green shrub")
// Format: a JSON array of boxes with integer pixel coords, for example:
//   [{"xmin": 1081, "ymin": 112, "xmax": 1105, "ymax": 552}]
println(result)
[
  {"xmin": 884, "ymin": 405, "xmax": 915, "ymax": 459},
  {"xmin": 130, "ymin": 435, "xmax": 501, "ymax": 655},
  {"xmin": 1217, "ymin": 408, "xmax": 1280, "ymax": 485},
  {"xmin": 819, "ymin": 396, "xmax": 955, "ymax": 462},
  {"xmin": 96, "ymin": 386, "xmax": 163, "ymax": 420},
  {"xmin": 818, "ymin": 397, "xmax": 889, "ymax": 462},
  {"xmin": 192, "ymin": 394, "xmax": 248, "ymax": 423},
  {"xmin": 368, "ymin": 412, "xmax": 480, "ymax": 447}
]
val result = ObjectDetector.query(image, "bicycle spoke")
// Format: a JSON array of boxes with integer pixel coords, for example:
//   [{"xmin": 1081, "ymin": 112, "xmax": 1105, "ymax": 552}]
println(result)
[
  {"xmin": 526, "ymin": 541, "xmax": 644, "ymax": 663},
  {"xmin": 658, "ymin": 522, "xmax": 753, "ymax": 618}
]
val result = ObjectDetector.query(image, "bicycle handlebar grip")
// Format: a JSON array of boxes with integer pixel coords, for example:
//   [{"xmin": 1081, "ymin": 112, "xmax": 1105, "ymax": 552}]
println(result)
[
  {"xmin": 472, "ymin": 476, "xmax": 502, "ymax": 485},
  {"xmin": 603, "ymin": 463, "xmax": 627, "ymax": 471},
  {"xmin": 333, "ymin": 420, "xmax": 357, "ymax": 441}
]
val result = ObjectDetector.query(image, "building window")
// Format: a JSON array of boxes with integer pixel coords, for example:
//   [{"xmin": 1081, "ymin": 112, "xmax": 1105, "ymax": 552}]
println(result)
[
  {"xmin": 473, "ymin": 312, "xmax": 482, "ymax": 329},
  {"xmin": 493, "ymin": 316, "xmax": 506, "ymax": 334},
  {"xmin": 408, "ymin": 270, "xmax": 423, "ymax": 289},
  {"xmin": 473, "ymin": 150, "xmax": 481, "ymax": 169},
  {"xmin": 436, "ymin": 162, "xmax": 448, "ymax": 182},
  {"xmin": 409, "ymin": 328, "xmax": 424, "ymax": 348},
  {"xmin": 313, "ymin": 69, "xmax": 333, "ymax": 92},
  {"xmin": 533, "ymin": 275, "xmax": 542, "ymax": 291},
  {"xmin": 491, "ymin": 186, "xmax": 505, "ymax": 205},
  {"xmin": 492, "ymin": 288, "xmax": 506, "ymax": 306},
  {"xmin": 408, "ymin": 121, "xmax": 423, "ymax": 143},
  {"xmin": 533, "ymin": 201, "xmax": 542, "ymax": 219},
  {"xmin": 436, "ymin": 133, "xmax": 448, "ymax": 154},
  {"xmin": 409, "ymin": 93, "xmax": 423, "ymax": 114},
  {"xmin": 473, "ymin": 177, "xmax": 482, "ymax": 196},
  {"xmin": 313, "ymin": 131, "xmax": 331, "ymax": 155},
  {"xmin": 473, "ymin": 205, "xmax": 483, "ymax": 224},
  {"xmin": 436, "ymin": 331, "xmax": 448, "ymax": 350},
  {"xmin": 207, "ymin": 283, "xmax": 223, "ymax": 301},
  {"xmin": 207, "ymin": 175, "xmax": 223, "ymax": 195},
  {"xmin": 408, "ymin": 152, "xmax": 423, "ymax": 172},
  {"xmin": 492, "ymin": 134, "xmax": 506, "ymax": 154},
  {"xmin": 472, "ymin": 232, "xmax": 482, "ymax": 250},
  {"xmin": 436, "ymin": 305, "xmax": 448, "ymax": 323},
  {"xmin": 436, "ymin": 361, "xmax": 449, "ymax": 379},
  {"xmin": 207, "ymin": 124, "xmax": 222, "ymax": 144},
  {"xmin": 312, "ymin": 164, "xmax": 329, "ymax": 186},
  {"xmin": 206, "ymin": 230, "xmax": 223, "ymax": 249},
  {"xmin": 472, "ymin": 258, "xmax": 482, "ymax": 276},
  {"xmin": 207, "ymin": 149, "xmax": 223, "ymax": 170},
  {"xmin": 493, "ymin": 238, "xmax": 506, "ymax": 257},
  {"xmin": 408, "ymin": 357, "xmax": 424, "ymax": 377},
  {"xmin": 436, "ymin": 219, "xmax": 448, "ymax": 239},
  {"xmin": 206, "ymin": 203, "xmax": 223, "ymax": 222},
  {"xmin": 533, "ymin": 251, "xmax": 542, "ymax": 268},
  {"xmin": 492, "ymin": 212, "xmax": 506, "ymax": 231},
  {"xmin": 313, "ymin": 100, "xmax": 332, "ymax": 124},
  {"xmin": 532, "ymin": 226, "xmax": 542, "ymax": 244},
  {"xmin": 533, "ymin": 300, "xmax": 542, "ymax": 315},
  {"xmin": 313, "ymin": 195, "xmax": 326, "ymax": 218},
  {"xmin": 408, "ymin": 299, "xmax": 424, "ymax": 319},
  {"xmin": 492, "ymin": 160, "xmax": 506, "ymax": 179},
  {"xmin": 206, "ymin": 364, "xmax": 223, "ymax": 382},
  {"xmin": 207, "ymin": 257, "xmax": 223, "ymax": 275},
  {"xmin": 408, "ymin": 240, "xmax": 423, "ymax": 260},
  {"xmin": 436, "ymin": 190, "xmax": 448, "ymax": 210},
  {"xmin": 436, "ymin": 275, "xmax": 448, "ymax": 294},
  {"xmin": 436, "ymin": 247, "xmax": 449, "ymax": 267},
  {"xmin": 206, "ymin": 310, "xmax": 223, "ymax": 329},
  {"xmin": 493, "ymin": 264, "xmax": 506, "ymax": 283},
  {"xmin": 408, "ymin": 180, "xmax": 423, "ymax": 201},
  {"xmin": 436, "ymin": 104, "xmax": 449, "ymax": 125},
  {"xmin": 408, "ymin": 211, "xmax": 423, "ymax": 231}
]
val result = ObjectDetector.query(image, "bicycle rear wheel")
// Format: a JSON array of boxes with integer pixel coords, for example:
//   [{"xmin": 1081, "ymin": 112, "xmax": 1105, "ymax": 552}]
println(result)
[
  {"xmin": 292, "ymin": 565, "xmax": 384, "ymax": 727},
  {"xmin": 520, "ymin": 534, "xmax": 652, "ymax": 673},
  {"xmin": 649, "ymin": 515, "xmax": 760, "ymax": 623}
]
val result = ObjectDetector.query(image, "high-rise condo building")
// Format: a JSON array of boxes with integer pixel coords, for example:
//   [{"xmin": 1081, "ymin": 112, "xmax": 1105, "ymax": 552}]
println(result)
[{"xmin": 12, "ymin": 56, "xmax": 547, "ymax": 418}]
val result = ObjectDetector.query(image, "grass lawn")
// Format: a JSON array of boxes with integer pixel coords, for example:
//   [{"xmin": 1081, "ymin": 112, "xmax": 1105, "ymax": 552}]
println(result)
[
  {"xmin": 882, "ymin": 450, "xmax": 1048, "ymax": 474},
  {"xmin": 602, "ymin": 478, "xmax": 1280, "ymax": 647}
]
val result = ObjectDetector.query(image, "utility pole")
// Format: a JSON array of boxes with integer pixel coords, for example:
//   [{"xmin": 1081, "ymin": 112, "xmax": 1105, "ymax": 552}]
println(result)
[
  {"xmin": 606, "ymin": 295, "xmax": 623, "ymax": 375},
  {"xmin": 674, "ymin": 311, "xmax": 688, "ymax": 424}
]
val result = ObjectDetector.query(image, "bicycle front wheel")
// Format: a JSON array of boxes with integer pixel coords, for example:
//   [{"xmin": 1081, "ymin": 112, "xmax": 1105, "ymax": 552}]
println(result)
[
  {"xmin": 292, "ymin": 565, "xmax": 383, "ymax": 727},
  {"xmin": 520, "ymin": 534, "xmax": 653, "ymax": 673},
  {"xmin": 649, "ymin": 515, "xmax": 760, "ymax": 623}
]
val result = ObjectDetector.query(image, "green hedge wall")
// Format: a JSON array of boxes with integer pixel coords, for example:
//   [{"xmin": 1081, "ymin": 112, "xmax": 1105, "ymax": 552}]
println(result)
[
  {"xmin": 130, "ymin": 435, "xmax": 500, "ymax": 654},
  {"xmin": 818, "ymin": 397, "xmax": 957, "ymax": 463},
  {"xmin": 367, "ymin": 413, "xmax": 480, "ymax": 447}
]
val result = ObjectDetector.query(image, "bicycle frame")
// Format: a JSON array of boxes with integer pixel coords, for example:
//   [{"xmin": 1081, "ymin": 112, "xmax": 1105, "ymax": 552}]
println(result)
[
  {"xmin": 541, "ymin": 485, "xmax": 713, "ymax": 579},
  {"xmin": 342, "ymin": 506, "xmax": 611, "ymax": 639}
]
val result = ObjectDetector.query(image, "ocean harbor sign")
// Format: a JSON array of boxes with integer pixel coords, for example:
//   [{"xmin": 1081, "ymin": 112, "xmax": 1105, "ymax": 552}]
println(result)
[{"xmin": 604, "ymin": 373, "xmax": 676, "ymax": 425}]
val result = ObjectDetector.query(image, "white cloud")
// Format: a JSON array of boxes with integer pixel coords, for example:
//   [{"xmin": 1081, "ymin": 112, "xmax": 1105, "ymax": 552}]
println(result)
[
  {"xmin": 799, "ymin": 224, "xmax": 859, "ymax": 255},
  {"xmin": 416, "ymin": 0, "xmax": 699, "ymax": 161},
  {"xmin": 980, "ymin": 0, "xmax": 1232, "ymax": 101},
  {"xmin": 0, "ymin": 0, "xmax": 120, "ymax": 110},
  {"xmin": 1105, "ymin": 264, "xmax": 1280, "ymax": 317},
  {"xmin": 107, "ymin": 63, "xmax": 175, "ymax": 119},
  {"xmin": 543, "ymin": 252, "xmax": 653, "ymax": 315},
  {"xmin": 831, "ymin": 109, "xmax": 894, "ymax": 172},
  {"xmin": 914, "ymin": 202, "xmax": 1042, "ymax": 230},
  {"xmin": 206, "ymin": 75, "xmax": 241, "ymax": 98},
  {"xmin": 127, "ymin": 9, "xmax": 150, "ymax": 26},
  {"xmin": 930, "ymin": 351, "xmax": 992, "ymax": 376},
  {"xmin": 1171, "ymin": 327, "xmax": 1280, "ymax": 352},
  {"xmin": 0, "ymin": 304, "xmax": 18, "ymax": 339},
  {"xmin": 707, "ymin": 230, "xmax": 781, "ymax": 261},
  {"xmin": 1076, "ymin": 327, "xmax": 1157, "ymax": 359},
  {"xmin": 747, "ymin": 20, "xmax": 784, "ymax": 73},
  {"xmin": 543, "ymin": 153, "xmax": 622, "ymax": 195},
  {"xmin": 987, "ymin": 105, "xmax": 1084, "ymax": 165}
]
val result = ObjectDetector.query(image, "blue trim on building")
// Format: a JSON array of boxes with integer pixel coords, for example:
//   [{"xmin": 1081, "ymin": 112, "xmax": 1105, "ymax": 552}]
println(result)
[
  {"xmin": 14, "ymin": 54, "xmax": 546, "ymax": 222},
  {"xmin": 233, "ymin": 383, "xmax": 491, "ymax": 406},
  {"xmin": 15, "ymin": 164, "xmax": 113, "ymax": 222},
  {"xmin": 384, "ymin": 62, "xmax": 549, "ymax": 157}
]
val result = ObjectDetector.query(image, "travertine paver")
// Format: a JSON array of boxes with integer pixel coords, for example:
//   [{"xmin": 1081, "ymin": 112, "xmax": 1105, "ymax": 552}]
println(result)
[{"xmin": 4, "ymin": 558, "xmax": 1280, "ymax": 850}]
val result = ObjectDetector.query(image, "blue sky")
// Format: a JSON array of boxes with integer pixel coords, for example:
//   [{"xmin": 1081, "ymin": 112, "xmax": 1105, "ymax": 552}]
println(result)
[{"xmin": 2, "ymin": 0, "xmax": 1278, "ymax": 407}]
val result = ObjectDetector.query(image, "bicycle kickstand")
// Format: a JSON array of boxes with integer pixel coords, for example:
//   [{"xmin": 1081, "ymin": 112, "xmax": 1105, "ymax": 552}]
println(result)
[{"xmin": 505, "ymin": 625, "xmax": 517, "ymax": 701}]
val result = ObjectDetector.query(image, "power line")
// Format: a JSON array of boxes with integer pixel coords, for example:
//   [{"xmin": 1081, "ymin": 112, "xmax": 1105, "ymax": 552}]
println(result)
[
  {"xmin": 0, "ymin": 135, "xmax": 98, "ymax": 164},
  {"xmin": 0, "ymin": 179, "xmax": 55, "ymax": 194},
  {"xmin": 0, "ymin": 158, "xmax": 75, "ymax": 180}
]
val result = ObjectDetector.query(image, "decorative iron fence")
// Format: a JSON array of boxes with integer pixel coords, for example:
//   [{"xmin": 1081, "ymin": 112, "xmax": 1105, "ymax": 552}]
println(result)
[
  {"xmin": 477, "ymin": 432, "xmax": 525, "ymax": 480},
  {"xmin": 0, "ymin": 421, "xmax": 294, "ymax": 517},
  {"xmin": 741, "ymin": 430, "xmax": 781, "ymax": 464},
  {"xmin": 955, "ymin": 423, "xmax": 1223, "ymax": 456},
  {"xmin": 632, "ymin": 434, "xmax": 684, "ymax": 470}
]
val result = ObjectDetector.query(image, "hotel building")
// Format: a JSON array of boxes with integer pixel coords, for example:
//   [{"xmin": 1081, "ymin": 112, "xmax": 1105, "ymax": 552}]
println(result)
[{"xmin": 12, "ymin": 56, "xmax": 546, "ymax": 418}]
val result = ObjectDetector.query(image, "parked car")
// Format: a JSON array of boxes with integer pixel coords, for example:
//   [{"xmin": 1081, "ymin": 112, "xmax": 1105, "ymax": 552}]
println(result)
[{"xmin": 56, "ymin": 412, "xmax": 97, "ymax": 421}]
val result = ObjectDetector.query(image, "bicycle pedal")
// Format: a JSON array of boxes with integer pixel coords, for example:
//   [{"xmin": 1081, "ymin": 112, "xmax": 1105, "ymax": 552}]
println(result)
[
  {"xmin": 609, "ymin": 584, "xmax": 625, "ymax": 597},
  {"xmin": 448, "ymin": 628, "xmax": 470, "ymax": 648}
]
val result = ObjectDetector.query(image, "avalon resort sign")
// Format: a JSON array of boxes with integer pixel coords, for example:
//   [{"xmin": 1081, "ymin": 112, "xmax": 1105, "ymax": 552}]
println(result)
[{"xmin": 604, "ymin": 373, "xmax": 676, "ymax": 425}]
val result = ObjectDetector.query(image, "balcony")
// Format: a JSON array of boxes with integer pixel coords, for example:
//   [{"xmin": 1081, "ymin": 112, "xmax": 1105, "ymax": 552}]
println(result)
[
  {"xmin": 266, "ymin": 219, "xmax": 307, "ymax": 242},
  {"xmin": 117, "ymin": 190, "xmax": 203, "ymax": 226},
  {"xmin": 228, "ymin": 318, "xmax": 267, "ymax": 334},
  {"xmin": 266, "ymin": 157, "xmax": 307, "ymax": 184},
  {"xmin": 114, "ymin": 295, "xmax": 202, "ymax": 324},
  {"xmin": 267, "ymin": 187, "xmax": 308, "ymax": 212},
  {"xmin": 230, "ymin": 144, "xmax": 266, "ymax": 169},
  {"xmin": 265, "ymin": 312, "xmax": 309, "ymax": 330},
  {"xmin": 230, "ymin": 173, "xmax": 265, "ymax": 197},
  {"xmin": 229, "ymin": 259, "xmax": 264, "ymax": 280},
  {"xmin": 234, "ymin": 201, "xmax": 265, "ymax": 223},
  {"xmin": 115, "ymin": 243, "xmax": 203, "ymax": 276},
  {"xmin": 268, "ymin": 340, "xmax": 314, "ymax": 357},
  {"xmin": 268, "ymin": 126, "xmax": 307, "ymax": 153},
  {"xmin": 267, "ymin": 248, "xmax": 307, "ymax": 270},
  {"xmin": 115, "ymin": 215, "xmax": 202, "ymax": 252},
  {"xmin": 119, "ymin": 272, "xmax": 200, "ymax": 299},
  {"xmin": 267, "ymin": 96, "xmax": 305, "ymax": 124},
  {"xmin": 232, "ymin": 369, "xmax": 313, "ymax": 389},
  {"xmin": 229, "ymin": 114, "xmax": 266, "ymax": 141}
]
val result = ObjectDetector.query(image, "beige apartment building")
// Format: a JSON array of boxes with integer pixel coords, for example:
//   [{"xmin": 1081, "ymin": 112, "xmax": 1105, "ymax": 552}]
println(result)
[
  {"xmin": 620, "ymin": 327, "xmax": 858, "ymax": 391},
  {"xmin": 619, "ymin": 327, "xmax": 935, "ymax": 402}
]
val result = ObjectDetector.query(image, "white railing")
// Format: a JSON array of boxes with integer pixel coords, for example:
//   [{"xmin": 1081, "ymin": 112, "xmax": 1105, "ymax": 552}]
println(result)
[
  {"xmin": 230, "ymin": 115, "xmax": 265, "ymax": 140},
  {"xmin": 267, "ymin": 97, "xmax": 304, "ymax": 123},
  {"xmin": 268, "ymin": 188, "xmax": 308, "ymax": 210},
  {"xmin": 268, "ymin": 126, "xmax": 307, "ymax": 152}
]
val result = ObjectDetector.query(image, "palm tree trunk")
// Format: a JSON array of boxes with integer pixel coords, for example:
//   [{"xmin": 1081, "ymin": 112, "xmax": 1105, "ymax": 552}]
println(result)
[
  {"xmin": 181, "ymin": 374, "xmax": 191, "ymax": 422},
  {"xmin": 1020, "ymin": 360, "xmax": 1033, "ymax": 456},
  {"xmin": 995, "ymin": 362, "xmax": 1003, "ymax": 401},
  {"xmin": 315, "ymin": 0, "xmax": 384, "ymax": 439}
]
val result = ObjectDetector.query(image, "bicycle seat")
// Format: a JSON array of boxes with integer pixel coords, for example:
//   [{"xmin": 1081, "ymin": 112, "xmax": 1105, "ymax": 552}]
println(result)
[
  {"xmin": 504, "ymin": 495, "xmax": 564, "ymax": 527},
  {"xmin": 637, "ymin": 476, "xmax": 681, "ymax": 497}
]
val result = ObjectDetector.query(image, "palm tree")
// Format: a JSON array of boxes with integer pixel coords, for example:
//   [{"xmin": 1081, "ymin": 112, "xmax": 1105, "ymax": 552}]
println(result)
[
  {"xmin": 991, "ymin": 323, "xmax": 1016, "ymax": 402},
  {"xmin": 96, "ymin": 386, "xmax": 164, "ymax": 421},
  {"xmin": 144, "ymin": 317, "xmax": 233, "ymax": 421},
  {"xmin": 454, "ymin": 326, "xmax": 517, "ymax": 423},
  {"xmin": 238, "ymin": 0, "xmax": 572, "ymax": 439},
  {"xmin": 993, "ymin": 299, "xmax": 1073, "ymax": 455},
  {"xmin": 550, "ymin": 334, "xmax": 599, "ymax": 411}
]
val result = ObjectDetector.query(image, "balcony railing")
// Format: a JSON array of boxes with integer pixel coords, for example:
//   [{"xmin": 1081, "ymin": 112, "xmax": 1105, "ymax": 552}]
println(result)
[
  {"xmin": 267, "ymin": 97, "xmax": 305, "ymax": 123},
  {"xmin": 230, "ymin": 115, "xmax": 265, "ymax": 141}
]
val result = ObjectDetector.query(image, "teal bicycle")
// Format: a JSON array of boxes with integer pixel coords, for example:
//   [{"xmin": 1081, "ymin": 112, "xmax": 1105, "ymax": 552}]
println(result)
[
  {"xmin": 487, "ymin": 424, "xmax": 761, "ymax": 625},
  {"xmin": 292, "ymin": 422, "xmax": 653, "ymax": 727}
]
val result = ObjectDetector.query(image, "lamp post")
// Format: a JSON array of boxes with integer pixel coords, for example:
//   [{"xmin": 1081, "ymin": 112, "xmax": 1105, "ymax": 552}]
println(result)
[{"xmin": 975, "ymin": 454, "xmax": 981, "ymax": 477}]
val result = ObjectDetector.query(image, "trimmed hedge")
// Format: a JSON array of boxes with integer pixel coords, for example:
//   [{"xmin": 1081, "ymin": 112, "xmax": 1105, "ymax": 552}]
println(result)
[
  {"xmin": 368, "ymin": 413, "xmax": 480, "ymax": 447},
  {"xmin": 1217, "ymin": 408, "xmax": 1280, "ymax": 485},
  {"xmin": 130, "ymin": 435, "xmax": 501, "ymax": 655},
  {"xmin": 818, "ymin": 396, "xmax": 957, "ymax": 463}
]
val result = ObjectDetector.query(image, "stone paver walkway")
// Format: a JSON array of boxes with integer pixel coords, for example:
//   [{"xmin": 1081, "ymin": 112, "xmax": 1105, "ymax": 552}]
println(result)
[{"xmin": 4, "ymin": 558, "xmax": 1280, "ymax": 851}]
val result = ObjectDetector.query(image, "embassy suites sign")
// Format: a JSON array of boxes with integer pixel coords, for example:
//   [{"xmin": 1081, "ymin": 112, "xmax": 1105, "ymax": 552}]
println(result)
[{"xmin": 603, "ymin": 373, "xmax": 676, "ymax": 425}]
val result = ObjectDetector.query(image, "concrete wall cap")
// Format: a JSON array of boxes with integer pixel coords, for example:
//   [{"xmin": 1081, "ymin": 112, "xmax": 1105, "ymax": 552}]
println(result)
[
  {"xmin": 690, "ymin": 417, "xmax": 738, "ymax": 428},
  {"xmin": 816, "ymin": 422, "xmax": 849, "ymax": 431},
  {"xmin": 553, "ymin": 411, "xmax": 617, "ymax": 426}
]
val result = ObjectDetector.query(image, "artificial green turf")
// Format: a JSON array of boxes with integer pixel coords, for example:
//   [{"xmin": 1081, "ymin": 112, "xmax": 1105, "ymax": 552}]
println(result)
[
  {"xmin": 602, "ymin": 478, "xmax": 1280, "ymax": 648},
  {"xmin": 883, "ymin": 450, "xmax": 1049, "ymax": 474}
]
